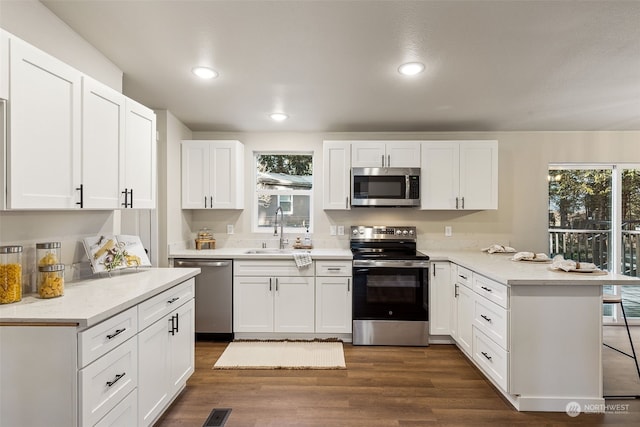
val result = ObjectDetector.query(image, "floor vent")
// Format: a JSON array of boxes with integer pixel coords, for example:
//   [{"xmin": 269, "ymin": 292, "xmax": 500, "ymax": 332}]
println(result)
[{"xmin": 203, "ymin": 408, "xmax": 232, "ymax": 427}]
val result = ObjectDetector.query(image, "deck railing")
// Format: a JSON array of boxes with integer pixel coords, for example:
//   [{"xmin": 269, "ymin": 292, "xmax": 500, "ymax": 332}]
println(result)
[{"xmin": 548, "ymin": 229, "xmax": 611, "ymax": 270}]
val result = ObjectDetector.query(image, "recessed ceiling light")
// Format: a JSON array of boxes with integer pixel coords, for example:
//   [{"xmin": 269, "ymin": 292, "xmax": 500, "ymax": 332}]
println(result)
[
  {"xmin": 398, "ymin": 62, "xmax": 425, "ymax": 76},
  {"xmin": 269, "ymin": 113, "xmax": 288, "ymax": 121},
  {"xmin": 192, "ymin": 67, "xmax": 218, "ymax": 79}
]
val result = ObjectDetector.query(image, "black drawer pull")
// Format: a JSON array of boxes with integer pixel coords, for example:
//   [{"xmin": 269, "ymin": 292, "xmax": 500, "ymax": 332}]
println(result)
[
  {"xmin": 106, "ymin": 372, "xmax": 125, "ymax": 388},
  {"xmin": 459, "ymin": 275, "xmax": 467, "ymax": 280},
  {"xmin": 481, "ymin": 352, "xmax": 492, "ymax": 361},
  {"xmin": 481, "ymin": 286, "xmax": 493, "ymax": 292},
  {"xmin": 167, "ymin": 297, "xmax": 179, "ymax": 304},
  {"xmin": 106, "ymin": 328, "xmax": 126, "ymax": 340},
  {"xmin": 480, "ymin": 314, "xmax": 492, "ymax": 323}
]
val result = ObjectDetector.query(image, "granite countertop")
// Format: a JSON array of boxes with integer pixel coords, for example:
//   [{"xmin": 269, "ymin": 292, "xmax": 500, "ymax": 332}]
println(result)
[
  {"xmin": 169, "ymin": 247, "xmax": 353, "ymax": 260},
  {"xmin": 0, "ymin": 267, "xmax": 200, "ymax": 328},
  {"xmin": 423, "ymin": 250, "xmax": 640, "ymax": 286}
]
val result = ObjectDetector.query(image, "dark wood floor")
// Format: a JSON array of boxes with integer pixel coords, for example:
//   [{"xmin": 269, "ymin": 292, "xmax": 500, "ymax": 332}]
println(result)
[{"xmin": 157, "ymin": 337, "xmax": 640, "ymax": 427}]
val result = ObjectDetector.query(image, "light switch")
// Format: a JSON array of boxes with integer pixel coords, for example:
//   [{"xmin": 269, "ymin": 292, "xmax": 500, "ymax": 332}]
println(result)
[
  {"xmin": 337, "ymin": 226, "xmax": 345, "ymax": 236},
  {"xmin": 329, "ymin": 225, "xmax": 337, "ymax": 236},
  {"xmin": 445, "ymin": 226, "xmax": 452, "ymax": 237},
  {"xmin": 227, "ymin": 224, "xmax": 234, "ymax": 234}
]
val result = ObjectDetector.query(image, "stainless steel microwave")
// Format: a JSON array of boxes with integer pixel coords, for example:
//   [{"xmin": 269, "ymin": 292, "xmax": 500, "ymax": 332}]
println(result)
[{"xmin": 351, "ymin": 167, "xmax": 420, "ymax": 207}]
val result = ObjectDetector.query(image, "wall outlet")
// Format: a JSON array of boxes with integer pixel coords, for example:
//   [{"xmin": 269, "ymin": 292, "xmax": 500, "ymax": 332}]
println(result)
[
  {"xmin": 227, "ymin": 224, "xmax": 234, "ymax": 234},
  {"xmin": 445, "ymin": 226, "xmax": 452, "ymax": 237},
  {"xmin": 329, "ymin": 225, "xmax": 337, "ymax": 236},
  {"xmin": 337, "ymin": 225, "xmax": 345, "ymax": 236}
]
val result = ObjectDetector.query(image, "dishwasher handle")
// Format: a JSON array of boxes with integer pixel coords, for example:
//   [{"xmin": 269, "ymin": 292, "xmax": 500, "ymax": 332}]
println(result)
[{"xmin": 174, "ymin": 259, "xmax": 231, "ymax": 268}]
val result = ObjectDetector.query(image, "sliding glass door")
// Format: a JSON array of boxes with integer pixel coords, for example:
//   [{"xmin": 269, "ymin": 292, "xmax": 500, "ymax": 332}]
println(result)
[{"xmin": 548, "ymin": 164, "xmax": 640, "ymax": 322}]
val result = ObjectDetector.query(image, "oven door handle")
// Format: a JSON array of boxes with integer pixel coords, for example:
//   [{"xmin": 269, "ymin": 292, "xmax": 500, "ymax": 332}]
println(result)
[{"xmin": 353, "ymin": 260, "xmax": 430, "ymax": 268}]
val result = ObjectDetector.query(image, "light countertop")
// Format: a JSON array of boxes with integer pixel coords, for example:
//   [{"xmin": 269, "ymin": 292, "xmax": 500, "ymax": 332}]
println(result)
[
  {"xmin": 169, "ymin": 247, "xmax": 353, "ymax": 260},
  {"xmin": 0, "ymin": 268, "xmax": 200, "ymax": 328},
  {"xmin": 423, "ymin": 250, "xmax": 640, "ymax": 286}
]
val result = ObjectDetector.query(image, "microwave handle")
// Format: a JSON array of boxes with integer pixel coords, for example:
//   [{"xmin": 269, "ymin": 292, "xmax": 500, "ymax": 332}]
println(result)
[{"xmin": 406, "ymin": 175, "xmax": 410, "ymax": 199}]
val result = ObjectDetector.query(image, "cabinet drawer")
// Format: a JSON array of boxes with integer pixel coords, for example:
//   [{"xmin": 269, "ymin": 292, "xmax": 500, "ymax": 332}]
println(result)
[
  {"xmin": 138, "ymin": 279, "xmax": 194, "ymax": 331},
  {"xmin": 455, "ymin": 265, "xmax": 473, "ymax": 288},
  {"xmin": 473, "ymin": 328, "xmax": 508, "ymax": 392},
  {"xmin": 473, "ymin": 297, "xmax": 508, "ymax": 349},
  {"xmin": 473, "ymin": 274, "xmax": 508, "ymax": 308},
  {"xmin": 80, "ymin": 337, "xmax": 138, "ymax": 427},
  {"xmin": 95, "ymin": 389, "xmax": 137, "ymax": 427},
  {"xmin": 234, "ymin": 260, "xmax": 314, "ymax": 277},
  {"xmin": 316, "ymin": 261, "xmax": 352, "ymax": 276},
  {"xmin": 78, "ymin": 306, "xmax": 137, "ymax": 368}
]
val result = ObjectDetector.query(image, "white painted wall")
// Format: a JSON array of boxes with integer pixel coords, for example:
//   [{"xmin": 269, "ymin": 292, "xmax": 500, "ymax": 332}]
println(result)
[{"xmin": 0, "ymin": 0, "xmax": 123, "ymax": 91}]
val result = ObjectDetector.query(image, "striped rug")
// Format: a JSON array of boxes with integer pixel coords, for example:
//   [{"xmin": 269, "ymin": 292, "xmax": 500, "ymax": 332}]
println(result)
[{"xmin": 213, "ymin": 340, "xmax": 346, "ymax": 370}]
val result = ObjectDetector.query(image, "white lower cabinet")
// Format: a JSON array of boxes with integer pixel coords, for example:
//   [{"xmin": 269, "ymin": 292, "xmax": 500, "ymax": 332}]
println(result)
[
  {"xmin": 138, "ymin": 284, "xmax": 195, "ymax": 427},
  {"xmin": 473, "ymin": 327, "xmax": 508, "ymax": 391},
  {"xmin": 315, "ymin": 261, "xmax": 352, "ymax": 333},
  {"xmin": 0, "ymin": 277, "xmax": 195, "ymax": 427},
  {"xmin": 429, "ymin": 261, "xmax": 452, "ymax": 335},
  {"xmin": 455, "ymin": 280, "xmax": 474, "ymax": 356}
]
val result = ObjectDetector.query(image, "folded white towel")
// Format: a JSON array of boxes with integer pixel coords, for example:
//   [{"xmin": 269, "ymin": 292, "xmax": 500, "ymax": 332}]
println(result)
[
  {"xmin": 550, "ymin": 255, "xmax": 597, "ymax": 272},
  {"xmin": 481, "ymin": 244, "xmax": 516, "ymax": 254},
  {"xmin": 293, "ymin": 252, "xmax": 312, "ymax": 269},
  {"xmin": 512, "ymin": 252, "xmax": 550, "ymax": 261}
]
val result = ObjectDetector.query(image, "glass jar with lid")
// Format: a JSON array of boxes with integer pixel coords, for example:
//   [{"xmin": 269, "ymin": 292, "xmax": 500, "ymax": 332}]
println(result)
[
  {"xmin": 37, "ymin": 242, "xmax": 61, "ymax": 267},
  {"xmin": 0, "ymin": 245, "xmax": 23, "ymax": 304},
  {"xmin": 37, "ymin": 264, "xmax": 64, "ymax": 299}
]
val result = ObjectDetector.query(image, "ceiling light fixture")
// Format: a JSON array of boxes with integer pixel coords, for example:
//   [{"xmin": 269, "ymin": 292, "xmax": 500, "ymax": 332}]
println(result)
[
  {"xmin": 398, "ymin": 62, "xmax": 425, "ymax": 76},
  {"xmin": 192, "ymin": 66, "xmax": 218, "ymax": 79},
  {"xmin": 269, "ymin": 113, "xmax": 288, "ymax": 121}
]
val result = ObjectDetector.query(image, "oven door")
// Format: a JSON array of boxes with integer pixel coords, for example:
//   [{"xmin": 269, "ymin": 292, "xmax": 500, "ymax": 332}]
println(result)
[{"xmin": 352, "ymin": 261, "xmax": 428, "ymax": 321}]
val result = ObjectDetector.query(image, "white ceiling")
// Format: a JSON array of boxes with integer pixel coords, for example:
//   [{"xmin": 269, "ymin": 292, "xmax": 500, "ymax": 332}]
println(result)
[{"xmin": 42, "ymin": 0, "xmax": 640, "ymax": 133}]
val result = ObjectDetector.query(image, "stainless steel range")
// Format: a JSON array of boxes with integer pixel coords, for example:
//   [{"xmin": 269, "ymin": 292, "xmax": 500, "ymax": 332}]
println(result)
[{"xmin": 351, "ymin": 225, "xmax": 429, "ymax": 346}]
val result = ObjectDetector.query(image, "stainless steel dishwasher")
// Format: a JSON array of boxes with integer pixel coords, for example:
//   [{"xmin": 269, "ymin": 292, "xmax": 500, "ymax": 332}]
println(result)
[{"xmin": 173, "ymin": 259, "xmax": 233, "ymax": 341}]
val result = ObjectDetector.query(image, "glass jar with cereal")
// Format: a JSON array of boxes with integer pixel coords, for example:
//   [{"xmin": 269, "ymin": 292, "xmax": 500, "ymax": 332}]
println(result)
[{"xmin": 0, "ymin": 245, "xmax": 23, "ymax": 304}]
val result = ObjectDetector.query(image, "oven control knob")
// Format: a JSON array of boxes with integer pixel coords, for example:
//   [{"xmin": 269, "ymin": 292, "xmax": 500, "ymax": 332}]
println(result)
[
  {"xmin": 409, "ymin": 230, "xmax": 414, "ymax": 235},
  {"xmin": 359, "ymin": 229, "xmax": 365, "ymax": 235},
  {"xmin": 402, "ymin": 230, "xmax": 408, "ymax": 235},
  {"xmin": 395, "ymin": 229, "xmax": 402, "ymax": 235},
  {"xmin": 352, "ymin": 229, "xmax": 358, "ymax": 235}
]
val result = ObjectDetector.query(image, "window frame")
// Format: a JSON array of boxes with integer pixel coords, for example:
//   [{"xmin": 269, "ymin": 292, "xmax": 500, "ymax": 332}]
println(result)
[{"xmin": 252, "ymin": 151, "xmax": 314, "ymax": 234}]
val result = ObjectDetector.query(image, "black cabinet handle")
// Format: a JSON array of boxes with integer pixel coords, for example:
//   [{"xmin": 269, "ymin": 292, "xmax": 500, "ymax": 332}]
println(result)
[
  {"xmin": 204, "ymin": 196, "xmax": 207, "ymax": 208},
  {"xmin": 121, "ymin": 188, "xmax": 129, "ymax": 207},
  {"xmin": 106, "ymin": 372, "xmax": 126, "ymax": 387},
  {"xmin": 454, "ymin": 283, "xmax": 459, "ymax": 298},
  {"xmin": 481, "ymin": 352, "xmax": 492, "ymax": 361},
  {"xmin": 129, "ymin": 188, "xmax": 134, "ymax": 208},
  {"xmin": 481, "ymin": 286, "xmax": 493, "ymax": 293},
  {"xmin": 169, "ymin": 316, "xmax": 175, "ymax": 335},
  {"xmin": 480, "ymin": 314, "xmax": 492, "ymax": 323},
  {"xmin": 76, "ymin": 184, "xmax": 83, "ymax": 208},
  {"xmin": 167, "ymin": 297, "xmax": 179, "ymax": 304},
  {"xmin": 174, "ymin": 312, "xmax": 179, "ymax": 333},
  {"xmin": 459, "ymin": 275, "xmax": 467, "ymax": 280},
  {"xmin": 106, "ymin": 328, "xmax": 126, "ymax": 340}
]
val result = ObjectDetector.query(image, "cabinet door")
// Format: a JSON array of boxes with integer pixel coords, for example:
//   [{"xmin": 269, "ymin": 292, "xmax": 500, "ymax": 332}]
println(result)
[
  {"xmin": 123, "ymin": 98, "xmax": 156, "ymax": 209},
  {"xmin": 315, "ymin": 276, "xmax": 352, "ymax": 333},
  {"xmin": 275, "ymin": 276, "xmax": 315, "ymax": 333},
  {"xmin": 420, "ymin": 142, "xmax": 459, "ymax": 210},
  {"xmin": 449, "ymin": 266, "xmax": 458, "ymax": 340},
  {"xmin": 386, "ymin": 141, "xmax": 421, "ymax": 167},
  {"xmin": 322, "ymin": 141, "xmax": 351, "ymax": 210},
  {"xmin": 456, "ymin": 283, "xmax": 475, "ymax": 356},
  {"xmin": 233, "ymin": 276, "xmax": 274, "ymax": 332},
  {"xmin": 8, "ymin": 37, "xmax": 81, "ymax": 209},
  {"xmin": 181, "ymin": 141, "xmax": 209, "ymax": 208},
  {"xmin": 169, "ymin": 299, "xmax": 195, "ymax": 397},
  {"xmin": 82, "ymin": 77, "xmax": 125, "ymax": 209},
  {"xmin": 459, "ymin": 141, "xmax": 498, "ymax": 210},
  {"xmin": 429, "ymin": 262, "xmax": 452, "ymax": 335},
  {"xmin": 351, "ymin": 141, "xmax": 386, "ymax": 167},
  {"xmin": 209, "ymin": 140, "xmax": 244, "ymax": 209},
  {"xmin": 138, "ymin": 315, "xmax": 171, "ymax": 427}
]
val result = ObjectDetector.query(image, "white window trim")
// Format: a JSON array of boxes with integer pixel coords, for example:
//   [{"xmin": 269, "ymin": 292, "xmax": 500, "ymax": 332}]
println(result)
[{"xmin": 252, "ymin": 151, "xmax": 314, "ymax": 234}]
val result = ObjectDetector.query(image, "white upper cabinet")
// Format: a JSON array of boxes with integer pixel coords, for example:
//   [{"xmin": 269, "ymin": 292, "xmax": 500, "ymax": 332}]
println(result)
[
  {"xmin": 0, "ymin": 30, "xmax": 8, "ymax": 100},
  {"xmin": 351, "ymin": 141, "xmax": 421, "ymax": 168},
  {"xmin": 8, "ymin": 36, "xmax": 82, "ymax": 209},
  {"xmin": 322, "ymin": 140, "xmax": 351, "ymax": 210},
  {"xmin": 181, "ymin": 140, "xmax": 244, "ymax": 209},
  {"xmin": 81, "ymin": 76, "xmax": 125, "ymax": 209},
  {"xmin": 123, "ymin": 98, "xmax": 156, "ymax": 209},
  {"xmin": 421, "ymin": 140, "xmax": 498, "ymax": 210}
]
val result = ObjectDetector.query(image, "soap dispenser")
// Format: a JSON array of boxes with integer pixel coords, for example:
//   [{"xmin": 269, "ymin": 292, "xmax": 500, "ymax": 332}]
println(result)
[{"xmin": 303, "ymin": 227, "xmax": 312, "ymax": 248}]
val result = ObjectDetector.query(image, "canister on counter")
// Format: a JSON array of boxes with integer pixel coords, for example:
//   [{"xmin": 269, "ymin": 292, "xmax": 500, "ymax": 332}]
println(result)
[
  {"xmin": 0, "ymin": 245, "xmax": 23, "ymax": 304},
  {"xmin": 37, "ymin": 263, "xmax": 64, "ymax": 299},
  {"xmin": 37, "ymin": 241, "xmax": 61, "ymax": 266}
]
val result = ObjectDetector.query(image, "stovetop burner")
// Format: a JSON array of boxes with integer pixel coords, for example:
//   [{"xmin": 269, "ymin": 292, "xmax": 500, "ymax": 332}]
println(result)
[{"xmin": 350, "ymin": 225, "xmax": 429, "ymax": 261}]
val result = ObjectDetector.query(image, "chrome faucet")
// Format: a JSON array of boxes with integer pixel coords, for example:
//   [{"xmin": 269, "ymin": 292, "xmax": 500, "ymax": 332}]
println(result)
[{"xmin": 274, "ymin": 206, "xmax": 285, "ymax": 249}]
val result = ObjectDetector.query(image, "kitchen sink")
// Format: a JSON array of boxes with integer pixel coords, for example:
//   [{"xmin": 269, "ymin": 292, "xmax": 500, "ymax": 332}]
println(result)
[{"xmin": 244, "ymin": 249, "xmax": 309, "ymax": 254}]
